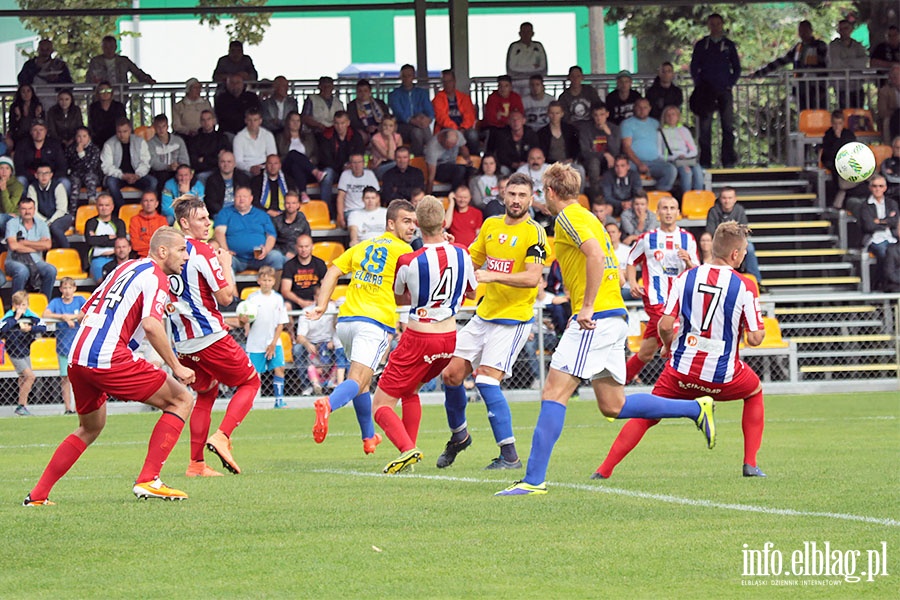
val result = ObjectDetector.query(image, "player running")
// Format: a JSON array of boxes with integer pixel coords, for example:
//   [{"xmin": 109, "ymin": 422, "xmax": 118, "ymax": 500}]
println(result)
[
  {"xmin": 24, "ymin": 228, "xmax": 196, "ymax": 504},
  {"xmin": 169, "ymin": 195, "xmax": 261, "ymax": 476},
  {"xmin": 496, "ymin": 163, "xmax": 715, "ymax": 497},
  {"xmin": 309, "ymin": 199, "xmax": 418, "ymax": 453},
  {"xmin": 373, "ymin": 197, "xmax": 477, "ymax": 474},
  {"xmin": 437, "ymin": 172, "xmax": 547, "ymax": 470},
  {"xmin": 625, "ymin": 195, "xmax": 699, "ymax": 382},
  {"xmin": 596, "ymin": 221, "xmax": 767, "ymax": 479}
]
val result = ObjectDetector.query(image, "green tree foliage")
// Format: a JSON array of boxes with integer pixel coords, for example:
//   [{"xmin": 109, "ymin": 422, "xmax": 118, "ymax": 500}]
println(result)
[{"xmin": 197, "ymin": 0, "xmax": 272, "ymax": 46}]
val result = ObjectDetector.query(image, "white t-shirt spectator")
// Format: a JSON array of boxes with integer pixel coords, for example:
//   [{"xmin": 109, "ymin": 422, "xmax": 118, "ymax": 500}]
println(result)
[
  {"xmin": 233, "ymin": 127, "xmax": 277, "ymax": 175},
  {"xmin": 244, "ymin": 290, "xmax": 289, "ymax": 353},
  {"xmin": 337, "ymin": 169, "xmax": 379, "ymax": 213},
  {"xmin": 297, "ymin": 302, "xmax": 338, "ymax": 345},
  {"xmin": 348, "ymin": 207, "xmax": 387, "ymax": 243}
]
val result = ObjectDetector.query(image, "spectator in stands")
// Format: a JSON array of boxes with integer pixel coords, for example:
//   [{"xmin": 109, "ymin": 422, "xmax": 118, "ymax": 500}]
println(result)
[
  {"xmin": 705, "ymin": 187, "xmax": 764, "ymax": 285},
  {"xmin": 26, "ymin": 161, "xmax": 73, "ymax": 248},
  {"xmin": 101, "ymin": 235, "xmax": 133, "ymax": 279},
  {"xmin": 538, "ymin": 101, "xmax": 583, "ymax": 178},
  {"xmin": 148, "ymin": 114, "xmax": 189, "ymax": 192},
  {"xmin": 7, "ymin": 84, "xmax": 44, "ymax": 146},
  {"xmin": 523, "ymin": 75, "xmax": 553, "ymax": 132},
  {"xmin": 819, "ymin": 110, "xmax": 857, "ymax": 209},
  {"xmin": 483, "ymin": 75, "xmax": 524, "ymax": 132},
  {"xmin": 347, "ymin": 79, "xmax": 389, "ymax": 145},
  {"xmin": 621, "ymin": 98, "xmax": 677, "ymax": 193},
  {"xmin": 101, "ymin": 118, "xmax": 156, "ymax": 212},
  {"xmin": 233, "ymin": 107, "xmax": 277, "ymax": 177},
  {"xmin": 691, "ymin": 13, "xmax": 741, "ymax": 168},
  {"xmin": 161, "ymin": 164, "xmax": 204, "ymax": 223},
  {"xmin": 750, "ymin": 20, "xmax": 828, "ymax": 110},
  {"xmin": 214, "ymin": 185, "xmax": 285, "ymax": 273},
  {"xmin": 281, "ymin": 233, "xmax": 327, "ymax": 310},
  {"xmin": 129, "ymin": 190, "xmax": 167, "ymax": 258},
  {"xmin": 590, "ymin": 199, "xmax": 614, "ymax": 224},
  {"xmin": 172, "ymin": 78, "xmax": 213, "ymax": 139},
  {"xmin": 659, "ymin": 105, "xmax": 704, "ymax": 193},
  {"xmin": 15, "ymin": 119, "xmax": 68, "ymax": 196},
  {"xmin": 336, "ymin": 153, "xmax": 379, "ymax": 229},
  {"xmin": 444, "ymin": 184, "xmax": 483, "ymax": 248},
  {"xmin": 424, "ymin": 128, "xmax": 473, "ymax": 195},
  {"xmin": 302, "ymin": 76, "xmax": 345, "ymax": 134},
  {"xmin": 43, "ymin": 276, "xmax": 85, "ymax": 415},
  {"xmin": 215, "ymin": 74, "xmax": 261, "ymax": 136},
  {"xmin": 252, "ymin": 154, "xmax": 296, "ymax": 217},
  {"xmin": 0, "ymin": 156, "xmax": 24, "ymax": 234},
  {"xmin": 317, "ymin": 111, "xmax": 365, "ymax": 213},
  {"xmin": 620, "ymin": 190, "xmax": 659, "ymax": 246},
  {"xmin": 212, "ymin": 40, "xmax": 258, "ymax": 85},
  {"xmin": 388, "ymin": 64, "xmax": 434, "ymax": 156},
  {"xmin": 646, "ymin": 62, "xmax": 683, "ymax": 120},
  {"xmin": 883, "ymin": 221, "xmax": 900, "ymax": 292},
  {"xmin": 86, "ymin": 35, "xmax": 155, "ymax": 85},
  {"xmin": 261, "ymin": 76, "xmax": 298, "ymax": 135},
  {"xmin": 871, "ymin": 25, "xmax": 900, "ymax": 69},
  {"xmin": 487, "ymin": 109, "xmax": 539, "ymax": 174},
  {"xmin": 87, "ymin": 80, "xmax": 127, "ymax": 146},
  {"xmin": 65, "ymin": 127, "xmax": 101, "ymax": 205},
  {"xmin": 605, "ymin": 71, "xmax": 642, "ymax": 126},
  {"xmin": 859, "ymin": 174, "xmax": 899, "ymax": 290},
  {"xmin": 581, "ymin": 102, "xmax": 620, "ymax": 196},
  {"xmin": 516, "ymin": 147, "xmax": 551, "ymax": 213},
  {"xmin": 558, "ymin": 65, "xmax": 601, "ymax": 128},
  {"xmin": 506, "ymin": 22, "xmax": 548, "ymax": 94},
  {"xmin": 277, "ymin": 111, "xmax": 320, "ymax": 202},
  {"xmin": 698, "ymin": 231, "xmax": 714, "ymax": 264},
  {"xmin": 4, "ymin": 196, "xmax": 56, "ymax": 298},
  {"xmin": 1, "ymin": 289, "xmax": 47, "ymax": 416},
  {"xmin": 188, "ymin": 110, "xmax": 230, "ymax": 183},
  {"xmin": 604, "ymin": 220, "xmax": 632, "ymax": 300},
  {"xmin": 348, "ymin": 186, "xmax": 387, "ymax": 246},
  {"xmin": 482, "ymin": 174, "xmax": 509, "ymax": 219},
  {"xmin": 601, "ymin": 154, "xmax": 641, "ymax": 216},
  {"xmin": 272, "ymin": 191, "xmax": 310, "ymax": 258},
  {"xmin": 829, "ymin": 19, "xmax": 869, "ymax": 109},
  {"xmin": 365, "ymin": 116, "xmax": 400, "ymax": 179},
  {"xmin": 881, "ymin": 135, "xmax": 900, "ymax": 199},
  {"xmin": 46, "ymin": 89, "xmax": 82, "ymax": 148},
  {"xmin": 432, "ymin": 69, "xmax": 479, "ymax": 152},
  {"xmin": 877, "ymin": 65, "xmax": 900, "ymax": 143},
  {"xmin": 469, "ymin": 153, "xmax": 500, "ymax": 209},
  {"xmin": 17, "ymin": 39, "xmax": 72, "ymax": 87},
  {"xmin": 84, "ymin": 193, "xmax": 126, "ymax": 280},
  {"xmin": 380, "ymin": 146, "xmax": 424, "ymax": 202},
  {"xmin": 204, "ymin": 150, "xmax": 249, "ymax": 218}
]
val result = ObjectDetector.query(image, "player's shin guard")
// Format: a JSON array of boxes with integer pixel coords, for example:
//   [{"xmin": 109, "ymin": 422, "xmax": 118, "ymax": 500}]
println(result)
[
  {"xmin": 742, "ymin": 391, "xmax": 765, "ymax": 467},
  {"xmin": 374, "ymin": 406, "xmax": 414, "ymax": 453},
  {"xmin": 476, "ymin": 376, "xmax": 515, "ymax": 446},
  {"xmin": 443, "ymin": 383, "xmax": 468, "ymax": 434},
  {"xmin": 523, "ymin": 400, "xmax": 567, "ymax": 486},
  {"xmin": 329, "ymin": 379, "xmax": 360, "ymax": 411},
  {"xmin": 352, "ymin": 392, "xmax": 375, "ymax": 440},
  {"xmin": 618, "ymin": 392, "xmax": 701, "ymax": 420},
  {"xmin": 220, "ymin": 374, "xmax": 261, "ymax": 436},
  {"xmin": 597, "ymin": 418, "xmax": 660, "ymax": 477},
  {"xmin": 190, "ymin": 387, "xmax": 216, "ymax": 462},
  {"xmin": 625, "ymin": 354, "xmax": 647, "ymax": 383},
  {"xmin": 401, "ymin": 394, "xmax": 422, "ymax": 445},
  {"xmin": 30, "ymin": 434, "xmax": 87, "ymax": 501},
  {"xmin": 137, "ymin": 412, "xmax": 185, "ymax": 483},
  {"xmin": 273, "ymin": 375, "xmax": 285, "ymax": 405}
]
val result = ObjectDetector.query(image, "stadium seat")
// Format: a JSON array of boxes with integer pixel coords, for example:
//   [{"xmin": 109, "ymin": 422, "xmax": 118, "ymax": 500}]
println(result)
[
  {"xmin": 410, "ymin": 156, "xmax": 427, "ymax": 174},
  {"xmin": 46, "ymin": 248, "xmax": 88, "ymax": 280},
  {"xmin": 869, "ymin": 144, "xmax": 892, "ymax": 171},
  {"xmin": 30, "ymin": 338, "xmax": 59, "ymax": 371},
  {"xmin": 299, "ymin": 200, "xmax": 335, "ymax": 230},
  {"xmin": 74, "ymin": 291, "xmax": 92, "ymax": 302},
  {"xmin": 680, "ymin": 190, "xmax": 716, "ymax": 220},
  {"xmin": 646, "ymin": 191, "xmax": 674, "ymax": 213},
  {"xmin": 798, "ymin": 109, "xmax": 831, "ymax": 137},
  {"xmin": 118, "ymin": 203, "xmax": 143, "ymax": 231},
  {"xmin": 627, "ymin": 322, "xmax": 647, "ymax": 354},
  {"xmin": 0, "ymin": 252, "xmax": 9, "ymax": 281},
  {"xmin": 544, "ymin": 236, "xmax": 556, "ymax": 266},
  {"xmin": 312, "ymin": 241, "xmax": 345, "ymax": 267},
  {"xmin": 456, "ymin": 154, "xmax": 481, "ymax": 169},
  {"xmin": 28, "ymin": 293, "xmax": 48, "ymax": 316},
  {"xmin": 331, "ymin": 284, "xmax": 349, "ymax": 301},
  {"xmin": 0, "ymin": 297, "xmax": 3, "ymax": 314},
  {"xmin": 280, "ymin": 330, "xmax": 293, "ymax": 363},
  {"xmin": 577, "ymin": 193, "xmax": 590, "ymax": 209},
  {"xmin": 133, "ymin": 125, "xmax": 154, "ymax": 141},
  {"xmin": 758, "ymin": 316, "xmax": 790, "ymax": 349},
  {"xmin": 842, "ymin": 109, "xmax": 878, "ymax": 137},
  {"xmin": 438, "ymin": 196, "xmax": 451, "ymax": 211},
  {"xmin": 240, "ymin": 286, "xmax": 259, "ymax": 300},
  {"xmin": 75, "ymin": 205, "xmax": 99, "ymax": 235}
]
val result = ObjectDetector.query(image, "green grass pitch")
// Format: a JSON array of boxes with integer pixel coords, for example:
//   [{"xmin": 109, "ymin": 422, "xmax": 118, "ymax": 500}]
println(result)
[{"xmin": 1, "ymin": 392, "xmax": 897, "ymax": 598}]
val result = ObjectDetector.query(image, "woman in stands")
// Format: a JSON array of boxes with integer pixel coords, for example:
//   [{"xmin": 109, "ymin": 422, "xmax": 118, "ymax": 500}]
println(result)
[
  {"xmin": 819, "ymin": 110, "xmax": 857, "ymax": 209},
  {"xmin": 659, "ymin": 105, "xmax": 704, "ymax": 194},
  {"xmin": 698, "ymin": 231, "xmax": 714, "ymax": 264},
  {"xmin": 8, "ymin": 84, "xmax": 43, "ymax": 146},
  {"xmin": 369, "ymin": 116, "xmax": 403, "ymax": 179},
  {"xmin": 65, "ymin": 127, "xmax": 101, "ymax": 206},
  {"xmin": 469, "ymin": 153, "xmax": 500, "ymax": 209},
  {"xmin": 46, "ymin": 89, "xmax": 83, "ymax": 148},
  {"xmin": 276, "ymin": 110, "xmax": 323, "ymax": 203}
]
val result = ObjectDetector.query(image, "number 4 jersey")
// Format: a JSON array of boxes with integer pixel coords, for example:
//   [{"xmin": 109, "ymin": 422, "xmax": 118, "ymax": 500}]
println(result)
[{"xmin": 394, "ymin": 242, "xmax": 477, "ymax": 323}]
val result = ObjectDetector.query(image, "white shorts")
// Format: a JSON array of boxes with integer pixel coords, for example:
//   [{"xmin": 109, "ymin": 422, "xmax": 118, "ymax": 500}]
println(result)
[
  {"xmin": 336, "ymin": 320, "xmax": 391, "ymax": 372},
  {"xmin": 550, "ymin": 316, "xmax": 627, "ymax": 383},
  {"xmin": 453, "ymin": 315, "xmax": 530, "ymax": 379}
]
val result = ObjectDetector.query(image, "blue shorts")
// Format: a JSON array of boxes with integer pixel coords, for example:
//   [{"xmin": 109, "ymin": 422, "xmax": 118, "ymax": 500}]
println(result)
[
  {"xmin": 58, "ymin": 355, "xmax": 69, "ymax": 377},
  {"xmin": 249, "ymin": 346, "xmax": 285, "ymax": 374}
]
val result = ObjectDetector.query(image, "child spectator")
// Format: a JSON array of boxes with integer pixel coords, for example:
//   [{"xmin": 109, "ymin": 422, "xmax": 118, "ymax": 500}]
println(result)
[
  {"xmin": 42, "ymin": 277, "xmax": 85, "ymax": 414},
  {"xmin": 1, "ymin": 290, "xmax": 47, "ymax": 416},
  {"xmin": 241, "ymin": 266, "xmax": 290, "ymax": 408},
  {"xmin": 294, "ymin": 293, "xmax": 348, "ymax": 396}
]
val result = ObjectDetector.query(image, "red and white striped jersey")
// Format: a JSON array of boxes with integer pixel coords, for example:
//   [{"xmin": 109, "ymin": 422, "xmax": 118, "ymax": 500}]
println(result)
[
  {"xmin": 664, "ymin": 264, "xmax": 763, "ymax": 383},
  {"xmin": 627, "ymin": 227, "xmax": 699, "ymax": 306},
  {"xmin": 394, "ymin": 242, "xmax": 476, "ymax": 323},
  {"xmin": 167, "ymin": 238, "xmax": 229, "ymax": 353},
  {"xmin": 69, "ymin": 258, "xmax": 170, "ymax": 369}
]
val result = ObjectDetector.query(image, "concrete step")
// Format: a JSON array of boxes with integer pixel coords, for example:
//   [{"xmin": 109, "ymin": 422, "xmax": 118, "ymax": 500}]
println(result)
[
  {"xmin": 759, "ymin": 262, "xmax": 854, "ymax": 272},
  {"xmin": 750, "ymin": 220, "xmax": 831, "ymax": 230},
  {"xmin": 762, "ymin": 276, "xmax": 861, "ymax": 287},
  {"xmin": 738, "ymin": 193, "xmax": 817, "ymax": 201},
  {"xmin": 756, "ymin": 248, "xmax": 849, "ymax": 258},
  {"xmin": 752, "ymin": 234, "xmax": 836, "ymax": 243}
]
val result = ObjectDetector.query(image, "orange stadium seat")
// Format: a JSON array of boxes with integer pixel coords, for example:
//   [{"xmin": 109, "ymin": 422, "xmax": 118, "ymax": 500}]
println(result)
[
  {"xmin": 869, "ymin": 144, "xmax": 892, "ymax": 171},
  {"xmin": 410, "ymin": 156, "xmax": 428, "ymax": 174},
  {"xmin": 133, "ymin": 125, "xmax": 154, "ymax": 141},
  {"xmin": 331, "ymin": 284, "xmax": 349, "ymax": 301},
  {"xmin": 312, "ymin": 242, "xmax": 345, "ymax": 267},
  {"xmin": 646, "ymin": 191, "xmax": 674, "ymax": 213},
  {"xmin": 842, "ymin": 109, "xmax": 877, "ymax": 137},
  {"xmin": 240, "ymin": 286, "xmax": 259, "ymax": 300},
  {"xmin": 299, "ymin": 200, "xmax": 335, "ymax": 230},
  {"xmin": 577, "ymin": 193, "xmax": 590, "ymax": 209},
  {"xmin": 30, "ymin": 338, "xmax": 59, "ymax": 371},
  {"xmin": 46, "ymin": 249, "xmax": 88, "ymax": 280},
  {"xmin": 680, "ymin": 190, "xmax": 716, "ymax": 220},
  {"xmin": 75, "ymin": 205, "xmax": 99, "ymax": 235},
  {"xmin": 118, "ymin": 203, "xmax": 143, "ymax": 231},
  {"xmin": 0, "ymin": 252, "xmax": 9, "ymax": 281},
  {"xmin": 28, "ymin": 293, "xmax": 48, "ymax": 316},
  {"xmin": 798, "ymin": 109, "xmax": 831, "ymax": 137}
]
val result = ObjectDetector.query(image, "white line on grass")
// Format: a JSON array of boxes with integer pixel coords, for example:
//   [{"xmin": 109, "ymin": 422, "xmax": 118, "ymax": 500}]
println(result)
[{"xmin": 312, "ymin": 468, "xmax": 900, "ymax": 528}]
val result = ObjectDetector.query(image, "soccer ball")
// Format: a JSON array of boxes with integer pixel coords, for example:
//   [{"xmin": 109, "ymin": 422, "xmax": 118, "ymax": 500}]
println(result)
[
  {"xmin": 835, "ymin": 142, "xmax": 876, "ymax": 183},
  {"xmin": 235, "ymin": 300, "xmax": 258, "ymax": 322}
]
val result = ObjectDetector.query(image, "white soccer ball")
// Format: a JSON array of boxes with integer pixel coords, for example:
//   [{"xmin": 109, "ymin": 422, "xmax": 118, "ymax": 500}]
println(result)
[
  {"xmin": 835, "ymin": 142, "xmax": 876, "ymax": 183},
  {"xmin": 236, "ymin": 300, "xmax": 258, "ymax": 322}
]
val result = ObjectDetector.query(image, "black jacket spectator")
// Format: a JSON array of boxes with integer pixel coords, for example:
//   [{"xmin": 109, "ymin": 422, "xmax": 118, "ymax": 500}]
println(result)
[
  {"xmin": 316, "ymin": 126, "xmax": 365, "ymax": 172},
  {"xmin": 204, "ymin": 170, "xmax": 251, "ymax": 218},
  {"xmin": 215, "ymin": 90, "xmax": 261, "ymax": 135},
  {"xmin": 537, "ymin": 122, "xmax": 581, "ymax": 163},
  {"xmin": 14, "ymin": 137, "xmax": 67, "ymax": 181},
  {"xmin": 600, "ymin": 170, "xmax": 642, "ymax": 214},
  {"xmin": 88, "ymin": 99, "xmax": 127, "ymax": 147},
  {"xmin": 381, "ymin": 164, "xmax": 425, "ymax": 201},
  {"xmin": 605, "ymin": 90, "xmax": 643, "ymax": 125},
  {"xmin": 646, "ymin": 77, "xmax": 684, "ymax": 120},
  {"xmin": 487, "ymin": 127, "xmax": 540, "ymax": 172},
  {"xmin": 188, "ymin": 129, "xmax": 231, "ymax": 174},
  {"xmin": 46, "ymin": 104, "xmax": 84, "ymax": 147}
]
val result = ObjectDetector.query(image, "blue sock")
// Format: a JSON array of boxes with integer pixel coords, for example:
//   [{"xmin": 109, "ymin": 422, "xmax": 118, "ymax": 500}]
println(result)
[
  {"xmin": 351, "ymin": 392, "xmax": 375, "ymax": 439},
  {"xmin": 476, "ymin": 378, "xmax": 514, "ymax": 445},
  {"xmin": 329, "ymin": 380, "xmax": 360, "ymax": 411},
  {"xmin": 618, "ymin": 393, "xmax": 700, "ymax": 420},
  {"xmin": 444, "ymin": 384, "xmax": 468, "ymax": 432},
  {"xmin": 524, "ymin": 400, "xmax": 567, "ymax": 486},
  {"xmin": 273, "ymin": 375, "xmax": 284, "ymax": 403}
]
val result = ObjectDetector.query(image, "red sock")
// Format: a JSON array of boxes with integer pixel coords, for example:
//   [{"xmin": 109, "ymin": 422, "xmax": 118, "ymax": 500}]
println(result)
[
  {"xmin": 30, "ymin": 434, "xmax": 87, "ymax": 501},
  {"xmin": 596, "ymin": 418, "xmax": 659, "ymax": 477},
  {"xmin": 741, "ymin": 391, "xmax": 765, "ymax": 466},
  {"xmin": 190, "ymin": 388, "xmax": 216, "ymax": 462},
  {"xmin": 374, "ymin": 405, "xmax": 414, "ymax": 453},
  {"xmin": 400, "ymin": 394, "xmax": 422, "ymax": 446},
  {"xmin": 137, "ymin": 412, "xmax": 185, "ymax": 483},
  {"xmin": 219, "ymin": 375, "xmax": 260, "ymax": 436},
  {"xmin": 625, "ymin": 354, "xmax": 647, "ymax": 383}
]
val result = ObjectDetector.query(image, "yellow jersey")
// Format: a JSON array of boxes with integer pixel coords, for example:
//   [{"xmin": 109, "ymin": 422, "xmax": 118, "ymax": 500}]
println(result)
[
  {"xmin": 553, "ymin": 202, "xmax": 627, "ymax": 319},
  {"xmin": 332, "ymin": 232, "xmax": 412, "ymax": 332},
  {"xmin": 469, "ymin": 215, "xmax": 547, "ymax": 324}
]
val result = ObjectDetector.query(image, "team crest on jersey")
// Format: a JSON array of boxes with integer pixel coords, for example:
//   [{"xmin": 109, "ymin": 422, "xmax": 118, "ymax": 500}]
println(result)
[
  {"xmin": 416, "ymin": 308, "xmax": 428, "ymax": 318},
  {"xmin": 653, "ymin": 250, "xmax": 664, "ymax": 262},
  {"xmin": 686, "ymin": 334, "xmax": 699, "ymax": 347},
  {"xmin": 165, "ymin": 303, "xmax": 177, "ymax": 315},
  {"xmin": 498, "ymin": 234, "xmax": 508, "ymax": 244}
]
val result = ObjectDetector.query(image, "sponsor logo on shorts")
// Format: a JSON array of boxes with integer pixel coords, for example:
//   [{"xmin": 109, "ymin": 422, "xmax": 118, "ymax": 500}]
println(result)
[
  {"xmin": 423, "ymin": 352, "xmax": 454, "ymax": 364},
  {"xmin": 676, "ymin": 380, "xmax": 722, "ymax": 395},
  {"xmin": 486, "ymin": 256, "xmax": 514, "ymax": 274}
]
